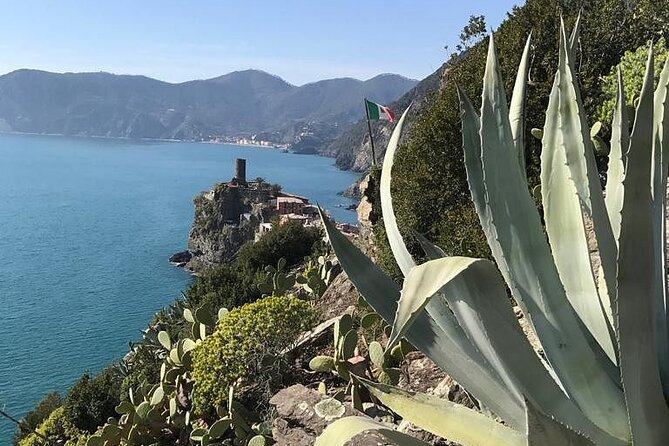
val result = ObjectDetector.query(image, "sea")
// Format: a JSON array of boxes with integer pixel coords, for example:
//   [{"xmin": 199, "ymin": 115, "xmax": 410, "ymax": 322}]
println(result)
[{"xmin": 0, "ymin": 133, "xmax": 359, "ymax": 443}]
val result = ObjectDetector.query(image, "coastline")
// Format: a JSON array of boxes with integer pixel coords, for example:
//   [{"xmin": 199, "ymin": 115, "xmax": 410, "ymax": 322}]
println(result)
[{"xmin": 0, "ymin": 130, "xmax": 285, "ymax": 150}]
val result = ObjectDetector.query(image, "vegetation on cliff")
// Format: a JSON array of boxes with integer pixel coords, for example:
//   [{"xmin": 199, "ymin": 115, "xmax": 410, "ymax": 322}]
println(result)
[{"xmin": 377, "ymin": 0, "xmax": 669, "ymax": 269}]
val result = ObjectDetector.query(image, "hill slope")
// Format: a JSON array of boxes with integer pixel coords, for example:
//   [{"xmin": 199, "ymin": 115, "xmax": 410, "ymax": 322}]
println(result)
[
  {"xmin": 318, "ymin": 64, "xmax": 446, "ymax": 172},
  {"xmin": 0, "ymin": 69, "xmax": 416, "ymax": 143}
]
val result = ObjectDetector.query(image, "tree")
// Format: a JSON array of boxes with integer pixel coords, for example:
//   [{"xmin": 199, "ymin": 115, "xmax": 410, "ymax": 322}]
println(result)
[
  {"xmin": 62, "ymin": 367, "xmax": 122, "ymax": 433},
  {"xmin": 456, "ymin": 15, "xmax": 488, "ymax": 52}
]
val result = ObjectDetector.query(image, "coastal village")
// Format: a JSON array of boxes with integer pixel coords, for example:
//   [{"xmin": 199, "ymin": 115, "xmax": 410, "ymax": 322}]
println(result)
[
  {"xmin": 202, "ymin": 135, "xmax": 290, "ymax": 150},
  {"xmin": 228, "ymin": 158, "xmax": 359, "ymax": 239},
  {"xmin": 170, "ymin": 158, "xmax": 358, "ymax": 272}
]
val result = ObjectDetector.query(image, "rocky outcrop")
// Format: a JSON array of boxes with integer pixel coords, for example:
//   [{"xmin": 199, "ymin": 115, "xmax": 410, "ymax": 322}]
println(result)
[
  {"xmin": 168, "ymin": 250, "xmax": 192, "ymax": 267},
  {"xmin": 269, "ymin": 385, "xmax": 392, "ymax": 446},
  {"xmin": 356, "ymin": 173, "xmax": 380, "ymax": 261},
  {"xmin": 173, "ymin": 182, "xmax": 273, "ymax": 273}
]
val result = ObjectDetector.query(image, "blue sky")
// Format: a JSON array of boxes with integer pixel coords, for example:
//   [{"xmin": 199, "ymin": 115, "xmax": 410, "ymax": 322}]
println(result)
[{"xmin": 0, "ymin": 0, "xmax": 521, "ymax": 85}]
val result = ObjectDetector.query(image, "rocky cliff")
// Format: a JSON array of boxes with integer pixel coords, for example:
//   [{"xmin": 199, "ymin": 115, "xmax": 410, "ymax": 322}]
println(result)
[{"xmin": 171, "ymin": 182, "xmax": 273, "ymax": 273}]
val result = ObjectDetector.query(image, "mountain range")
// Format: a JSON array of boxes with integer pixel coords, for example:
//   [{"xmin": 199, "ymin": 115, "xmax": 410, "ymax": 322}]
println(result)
[
  {"xmin": 0, "ymin": 69, "xmax": 417, "ymax": 148},
  {"xmin": 321, "ymin": 63, "xmax": 446, "ymax": 172}
]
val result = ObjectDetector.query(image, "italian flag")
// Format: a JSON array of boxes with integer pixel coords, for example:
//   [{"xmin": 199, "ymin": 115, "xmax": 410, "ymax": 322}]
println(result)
[{"xmin": 365, "ymin": 99, "xmax": 395, "ymax": 122}]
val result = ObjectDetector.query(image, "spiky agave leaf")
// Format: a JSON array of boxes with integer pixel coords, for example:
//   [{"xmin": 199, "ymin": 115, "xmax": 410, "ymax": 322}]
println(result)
[
  {"xmin": 540, "ymin": 20, "xmax": 618, "ymax": 366},
  {"xmin": 509, "ymin": 32, "xmax": 532, "ymax": 175},
  {"xmin": 388, "ymin": 256, "xmax": 626, "ymax": 445},
  {"xmin": 651, "ymin": 51, "xmax": 669, "ymax": 397},
  {"xmin": 361, "ymin": 378, "xmax": 525, "ymax": 446},
  {"xmin": 319, "ymin": 210, "xmax": 526, "ymax": 428},
  {"xmin": 380, "ymin": 104, "xmax": 415, "ymax": 277},
  {"xmin": 617, "ymin": 43, "xmax": 669, "ymax": 444},
  {"xmin": 462, "ymin": 31, "xmax": 628, "ymax": 441}
]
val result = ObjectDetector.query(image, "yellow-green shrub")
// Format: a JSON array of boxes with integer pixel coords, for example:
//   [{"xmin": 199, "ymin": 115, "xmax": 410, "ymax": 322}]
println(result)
[
  {"xmin": 191, "ymin": 295, "xmax": 316, "ymax": 414},
  {"xmin": 19, "ymin": 407, "xmax": 88, "ymax": 446}
]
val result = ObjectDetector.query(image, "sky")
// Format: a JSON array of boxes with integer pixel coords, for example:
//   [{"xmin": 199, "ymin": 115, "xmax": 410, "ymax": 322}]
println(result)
[{"xmin": 0, "ymin": 0, "xmax": 522, "ymax": 86}]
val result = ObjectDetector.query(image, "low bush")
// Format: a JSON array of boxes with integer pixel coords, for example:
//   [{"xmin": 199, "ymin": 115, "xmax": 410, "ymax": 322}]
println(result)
[
  {"xmin": 184, "ymin": 263, "xmax": 260, "ymax": 311},
  {"xmin": 18, "ymin": 407, "xmax": 87, "ymax": 446},
  {"xmin": 596, "ymin": 38, "xmax": 668, "ymax": 127},
  {"xmin": 12, "ymin": 392, "xmax": 62, "ymax": 446},
  {"xmin": 191, "ymin": 295, "xmax": 316, "ymax": 414},
  {"xmin": 185, "ymin": 220, "xmax": 324, "ymax": 312},
  {"xmin": 62, "ymin": 367, "xmax": 122, "ymax": 434},
  {"xmin": 235, "ymin": 220, "xmax": 323, "ymax": 275}
]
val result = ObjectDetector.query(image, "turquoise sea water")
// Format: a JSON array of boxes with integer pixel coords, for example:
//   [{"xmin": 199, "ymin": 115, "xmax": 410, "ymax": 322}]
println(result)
[{"xmin": 0, "ymin": 134, "xmax": 358, "ymax": 442}]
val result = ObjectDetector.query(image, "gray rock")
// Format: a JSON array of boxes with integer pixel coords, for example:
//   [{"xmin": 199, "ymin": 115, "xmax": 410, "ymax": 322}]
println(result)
[
  {"xmin": 181, "ymin": 183, "xmax": 272, "ymax": 273},
  {"xmin": 169, "ymin": 250, "xmax": 192, "ymax": 264},
  {"xmin": 269, "ymin": 384, "xmax": 393, "ymax": 446}
]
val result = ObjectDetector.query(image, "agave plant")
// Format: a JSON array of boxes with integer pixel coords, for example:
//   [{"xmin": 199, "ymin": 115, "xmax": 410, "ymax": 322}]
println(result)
[{"xmin": 315, "ymin": 17, "xmax": 669, "ymax": 446}]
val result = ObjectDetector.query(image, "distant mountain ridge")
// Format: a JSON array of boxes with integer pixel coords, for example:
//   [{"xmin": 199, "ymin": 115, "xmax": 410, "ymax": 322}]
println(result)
[
  {"xmin": 0, "ymin": 68, "xmax": 416, "ymax": 144},
  {"xmin": 319, "ymin": 63, "xmax": 446, "ymax": 172}
]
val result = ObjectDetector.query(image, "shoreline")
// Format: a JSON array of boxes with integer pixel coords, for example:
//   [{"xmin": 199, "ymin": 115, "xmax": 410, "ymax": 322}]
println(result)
[{"xmin": 0, "ymin": 130, "xmax": 286, "ymax": 149}]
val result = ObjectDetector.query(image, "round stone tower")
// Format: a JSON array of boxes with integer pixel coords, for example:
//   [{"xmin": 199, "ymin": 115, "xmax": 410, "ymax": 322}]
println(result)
[{"xmin": 235, "ymin": 158, "xmax": 247, "ymax": 185}]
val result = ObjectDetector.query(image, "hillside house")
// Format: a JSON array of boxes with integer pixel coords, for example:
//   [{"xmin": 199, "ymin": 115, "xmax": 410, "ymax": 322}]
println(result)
[{"xmin": 276, "ymin": 196, "xmax": 306, "ymax": 215}]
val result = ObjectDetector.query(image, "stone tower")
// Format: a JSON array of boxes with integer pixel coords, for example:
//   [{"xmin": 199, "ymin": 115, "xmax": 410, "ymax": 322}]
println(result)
[{"xmin": 235, "ymin": 158, "xmax": 247, "ymax": 184}]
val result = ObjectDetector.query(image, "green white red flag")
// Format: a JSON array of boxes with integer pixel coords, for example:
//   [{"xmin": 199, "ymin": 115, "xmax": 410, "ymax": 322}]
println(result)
[{"xmin": 365, "ymin": 99, "xmax": 395, "ymax": 122}]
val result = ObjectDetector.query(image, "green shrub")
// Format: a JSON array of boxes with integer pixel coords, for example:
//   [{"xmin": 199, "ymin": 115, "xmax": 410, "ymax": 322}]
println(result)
[
  {"xmin": 62, "ymin": 367, "xmax": 122, "ymax": 434},
  {"xmin": 596, "ymin": 38, "xmax": 668, "ymax": 126},
  {"xmin": 119, "ymin": 343, "xmax": 162, "ymax": 402},
  {"xmin": 18, "ymin": 407, "xmax": 87, "ymax": 446},
  {"xmin": 191, "ymin": 295, "xmax": 316, "ymax": 414},
  {"xmin": 13, "ymin": 392, "xmax": 62, "ymax": 446},
  {"xmin": 185, "ymin": 221, "xmax": 323, "ymax": 312},
  {"xmin": 184, "ymin": 263, "xmax": 260, "ymax": 311},
  {"xmin": 235, "ymin": 220, "xmax": 323, "ymax": 275}
]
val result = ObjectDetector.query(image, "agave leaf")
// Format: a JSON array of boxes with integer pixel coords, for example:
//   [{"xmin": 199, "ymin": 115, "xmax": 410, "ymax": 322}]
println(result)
[
  {"xmin": 468, "ymin": 33, "xmax": 627, "ymax": 440},
  {"xmin": 509, "ymin": 32, "xmax": 532, "ymax": 175},
  {"xmin": 379, "ymin": 430, "xmax": 436, "ymax": 446},
  {"xmin": 604, "ymin": 68, "xmax": 629, "ymax": 248},
  {"xmin": 526, "ymin": 399, "xmax": 594, "ymax": 446},
  {"xmin": 603, "ymin": 68, "xmax": 629, "ymax": 341},
  {"xmin": 557, "ymin": 19, "xmax": 620, "ymax": 356},
  {"xmin": 617, "ymin": 44, "xmax": 669, "ymax": 444},
  {"xmin": 568, "ymin": 12, "xmax": 581, "ymax": 60},
  {"xmin": 388, "ymin": 256, "xmax": 479, "ymax": 349},
  {"xmin": 652, "ymin": 53, "xmax": 669, "ymax": 397},
  {"xmin": 540, "ymin": 24, "xmax": 617, "ymax": 365},
  {"xmin": 440, "ymin": 258, "xmax": 627, "ymax": 446},
  {"xmin": 380, "ymin": 105, "xmax": 414, "ymax": 276},
  {"xmin": 391, "ymin": 255, "xmax": 625, "ymax": 445},
  {"xmin": 360, "ymin": 378, "xmax": 525, "ymax": 446},
  {"xmin": 320, "ymin": 210, "xmax": 525, "ymax": 429},
  {"xmin": 414, "ymin": 232, "xmax": 446, "ymax": 259},
  {"xmin": 314, "ymin": 416, "xmax": 431, "ymax": 446}
]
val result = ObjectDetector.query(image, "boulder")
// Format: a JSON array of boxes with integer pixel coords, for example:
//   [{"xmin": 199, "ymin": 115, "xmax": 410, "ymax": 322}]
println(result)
[
  {"xmin": 169, "ymin": 250, "xmax": 192, "ymax": 264},
  {"xmin": 269, "ymin": 384, "xmax": 392, "ymax": 446}
]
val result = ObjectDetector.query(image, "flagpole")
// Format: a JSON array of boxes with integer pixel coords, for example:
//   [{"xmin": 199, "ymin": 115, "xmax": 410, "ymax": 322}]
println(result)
[{"xmin": 364, "ymin": 98, "xmax": 377, "ymax": 165}]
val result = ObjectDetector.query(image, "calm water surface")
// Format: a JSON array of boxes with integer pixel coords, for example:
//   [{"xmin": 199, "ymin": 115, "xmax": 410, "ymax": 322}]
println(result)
[{"xmin": 0, "ymin": 134, "xmax": 358, "ymax": 442}]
